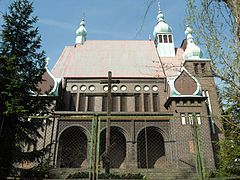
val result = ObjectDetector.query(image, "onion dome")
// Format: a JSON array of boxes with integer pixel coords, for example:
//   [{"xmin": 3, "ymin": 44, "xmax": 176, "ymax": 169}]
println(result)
[
  {"xmin": 153, "ymin": 7, "xmax": 173, "ymax": 38},
  {"xmin": 183, "ymin": 26, "xmax": 203, "ymax": 60},
  {"xmin": 76, "ymin": 18, "xmax": 87, "ymax": 36}
]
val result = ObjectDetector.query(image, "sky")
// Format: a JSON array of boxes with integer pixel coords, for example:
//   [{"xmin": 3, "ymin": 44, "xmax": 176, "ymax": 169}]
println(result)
[{"xmin": 0, "ymin": 0, "xmax": 187, "ymax": 69}]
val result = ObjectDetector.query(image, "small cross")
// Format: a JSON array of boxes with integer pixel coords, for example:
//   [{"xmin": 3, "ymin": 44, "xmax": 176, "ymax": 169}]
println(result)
[{"xmin": 158, "ymin": 0, "xmax": 161, "ymax": 11}]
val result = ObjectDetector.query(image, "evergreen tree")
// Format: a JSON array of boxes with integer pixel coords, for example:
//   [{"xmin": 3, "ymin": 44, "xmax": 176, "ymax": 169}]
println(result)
[{"xmin": 0, "ymin": 0, "xmax": 50, "ymax": 177}]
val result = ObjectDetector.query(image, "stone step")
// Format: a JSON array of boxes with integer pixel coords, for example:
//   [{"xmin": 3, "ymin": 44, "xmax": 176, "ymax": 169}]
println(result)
[{"xmin": 49, "ymin": 168, "xmax": 198, "ymax": 179}]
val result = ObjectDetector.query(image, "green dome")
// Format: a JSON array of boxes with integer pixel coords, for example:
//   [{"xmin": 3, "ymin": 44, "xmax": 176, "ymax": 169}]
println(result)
[
  {"xmin": 76, "ymin": 19, "xmax": 87, "ymax": 36},
  {"xmin": 183, "ymin": 26, "xmax": 203, "ymax": 60},
  {"xmin": 153, "ymin": 10, "xmax": 172, "ymax": 37}
]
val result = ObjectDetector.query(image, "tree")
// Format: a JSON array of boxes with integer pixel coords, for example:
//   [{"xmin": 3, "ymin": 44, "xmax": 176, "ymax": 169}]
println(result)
[
  {"xmin": 0, "ymin": 0, "xmax": 50, "ymax": 177},
  {"xmin": 185, "ymin": 0, "xmax": 240, "ymax": 177},
  {"xmin": 218, "ymin": 0, "xmax": 240, "ymax": 40}
]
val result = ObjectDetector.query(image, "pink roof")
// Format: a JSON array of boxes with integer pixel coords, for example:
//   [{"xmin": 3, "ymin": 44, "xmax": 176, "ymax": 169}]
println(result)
[{"xmin": 51, "ymin": 40, "xmax": 183, "ymax": 79}]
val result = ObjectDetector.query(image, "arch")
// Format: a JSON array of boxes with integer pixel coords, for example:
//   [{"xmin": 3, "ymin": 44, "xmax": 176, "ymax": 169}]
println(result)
[
  {"xmin": 57, "ymin": 126, "xmax": 88, "ymax": 168},
  {"xmin": 58, "ymin": 124, "xmax": 90, "ymax": 142},
  {"xmin": 136, "ymin": 126, "xmax": 169, "ymax": 141},
  {"xmin": 99, "ymin": 126, "xmax": 127, "ymax": 168},
  {"xmin": 137, "ymin": 126, "xmax": 166, "ymax": 168},
  {"xmin": 100, "ymin": 125, "xmax": 130, "ymax": 142}
]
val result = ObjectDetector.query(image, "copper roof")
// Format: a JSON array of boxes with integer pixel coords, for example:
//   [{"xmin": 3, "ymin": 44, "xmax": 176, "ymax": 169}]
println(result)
[{"xmin": 51, "ymin": 40, "xmax": 183, "ymax": 79}]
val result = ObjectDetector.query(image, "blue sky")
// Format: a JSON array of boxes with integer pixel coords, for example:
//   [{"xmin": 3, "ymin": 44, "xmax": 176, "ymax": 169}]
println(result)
[{"xmin": 0, "ymin": 0, "xmax": 187, "ymax": 69}]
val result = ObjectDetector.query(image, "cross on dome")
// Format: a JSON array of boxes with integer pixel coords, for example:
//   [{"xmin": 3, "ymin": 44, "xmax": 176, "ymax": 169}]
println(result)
[{"xmin": 157, "ymin": 1, "xmax": 164, "ymax": 22}]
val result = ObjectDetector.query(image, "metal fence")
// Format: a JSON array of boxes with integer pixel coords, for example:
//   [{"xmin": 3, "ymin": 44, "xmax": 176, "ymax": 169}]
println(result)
[{"xmin": 5, "ymin": 114, "xmax": 237, "ymax": 179}]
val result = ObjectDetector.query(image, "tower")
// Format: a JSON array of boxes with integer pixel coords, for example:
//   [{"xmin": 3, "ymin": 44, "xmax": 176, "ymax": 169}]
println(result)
[
  {"xmin": 153, "ymin": 2, "xmax": 175, "ymax": 57},
  {"xmin": 75, "ymin": 17, "xmax": 87, "ymax": 45}
]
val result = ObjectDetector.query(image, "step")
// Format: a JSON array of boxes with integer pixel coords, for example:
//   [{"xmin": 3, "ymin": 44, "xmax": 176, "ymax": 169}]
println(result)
[{"xmin": 49, "ymin": 168, "xmax": 198, "ymax": 179}]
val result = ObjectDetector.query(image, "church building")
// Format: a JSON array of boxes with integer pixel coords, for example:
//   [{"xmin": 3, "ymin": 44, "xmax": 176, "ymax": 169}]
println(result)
[{"xmin": 40, "ymin": 5, "xmax": 222, "ymax": 172}]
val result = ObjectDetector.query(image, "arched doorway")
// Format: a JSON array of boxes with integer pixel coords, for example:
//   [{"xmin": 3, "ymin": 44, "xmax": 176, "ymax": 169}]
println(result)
[
  {"xmin": 57, "ymin": 126, "xmax": 88, "ymax": 168},
  {"xmin": 137, "ymin": 126, "xmax": 165, "ymax": 168},
  {"xmin": 100, "ymin": 126, "xmax": 126, "ymax": 168}
]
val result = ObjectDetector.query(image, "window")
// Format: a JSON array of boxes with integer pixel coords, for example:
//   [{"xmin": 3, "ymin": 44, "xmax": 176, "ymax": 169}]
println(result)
[
  {"xmin": 168, "ymin": 35, "xmax": 172, "ymax": 43},
  {"xmin": 79, "ymin": 94, "xmax": 86, "ymax": 111},
  {"xmin": 153, "ymin": 94, "xmax": 159, "ymax": 112},
  {"xmin": 158, "ymin": 35, "xmax": 163, "ymax": 43},
  {"xmin": 135, "ymin": 94, "xmax": 141, "ymax": 112},
  {"xmin": 112, "ymin": 96, "xmax": 118, "ymax": 112},
  {"xmin": 181, "ymin": 113, "xmax": 201, "ymax": 125},
  {"xmin": 188, "ymin": 113, "xmax": 193, "ymax": 125},
  {"xmin": 196, "ymin": 113, "xmax": 201, "ymax": 125},
  {"xmin": 120, "ymin": 96, "xmax": 127, "ymax": 112},
  {"xmin": 102, "ymin": 96, "xmax": 107, "ymax": 111},
  {"xmin": 194, "ymin": 63, "xmax": 199, "ymax": 74},
  {"xmin": 144, "ymin": 94, "xmax": 150, "ymax": 112},
  {"xmin": 163, "ymin": 35, "xmax": 168, "ymax": 43},
  {"xmin": 180, "ymin": 113, "xmax": 186, "ymax": 125},
  {"xmin": 70, "ymin": 93, "xmax": 77, "ymax": 111},
  {"xmin": 87, "ymin": 96, "xmax": 95, "ymax": 111},
  {"xmin": 201, "ymin": 63, "xmax": 206, "ymax": 74}
]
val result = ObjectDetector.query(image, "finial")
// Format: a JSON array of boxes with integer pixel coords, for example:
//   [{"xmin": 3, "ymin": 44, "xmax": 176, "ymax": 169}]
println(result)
[
  {"xmin": 82, "ymin": 12, "xmax": 85, "ymax": 21},
  {"xmin": 45, "ymin": 57, "xmax": 50, "ymax": 68},
  {"xmin": 157, "ymin": 0, "xmax": 164, "ymax": 22},
  {"xmin": 185, "ymin": 25, "xmax": 194, "ymax": 43},
  {"xmin": 185, "ymin": 25, "xmax": 193, "ymax": 36},
  {"xmin": 183, "ymin": 25, "xmax": 203, "ymax": 59},
  {"xmin": 158, "ymin": 0, "xmax": 161, "ymax": 12}
]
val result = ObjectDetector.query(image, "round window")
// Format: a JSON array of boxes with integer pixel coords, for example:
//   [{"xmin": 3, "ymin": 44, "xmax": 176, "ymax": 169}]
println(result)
[
  {"xmin": 89, "ymin": 85, "xmax": 95, "ymax": 91},
  {"xmin": 80, "ymin": 85, "xmax": 87, "ymax": 91},
  {"xmin": 152, "ymin": 85, "xmax": 158, "ymax": 92},
  {"xmin": 135, "ymin": 85, "xmax": 141, "ymax": 92},
  {"xmin": 112, "ymin": 85, "xmax": 118, "ymax": 91},
  {"xmin": 103, "ymin": 85, "xmax": 108, "ymax": 91},
  {"xmin": 120, "ymin": 85, "xmax": 127, "ymax": 91},
  {"xmin": 144, "ymin": 85, "xmax": 150, "ymax": 92},
  {"xmin": 71, "ymin": 85, "xmax": 78, "ymax": 91}
]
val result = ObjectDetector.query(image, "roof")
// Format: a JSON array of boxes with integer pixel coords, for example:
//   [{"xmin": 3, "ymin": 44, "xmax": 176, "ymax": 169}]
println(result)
[{"xmin": 51, "ymin": 40, "xmax": 183, "ymax": 79}]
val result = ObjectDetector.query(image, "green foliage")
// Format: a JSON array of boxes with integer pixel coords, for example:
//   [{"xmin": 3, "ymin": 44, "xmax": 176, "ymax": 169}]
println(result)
[
  {"xmin": 0, "ymin": 0, "xmax": 51, "ymax": 177},
  {"xmin": 186, "ymin": 0, "xmax": 240, "ymax": 177},
  {"xmin": 216, "ymin": 117, "xmax": 240, "ymax": 177}
]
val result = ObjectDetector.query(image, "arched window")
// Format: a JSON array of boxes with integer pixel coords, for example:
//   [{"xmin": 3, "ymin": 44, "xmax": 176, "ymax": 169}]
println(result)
[
  {"xmin": 163, "ymin": 35, "xmax": 168, "ymax": 43},
  {"xmin": 158, "ymin": 35, "xmax": 163, "ymax": 43},
  {"xmin": 168, "ymin": 35, "xmax": 172, "ymax": 43}
]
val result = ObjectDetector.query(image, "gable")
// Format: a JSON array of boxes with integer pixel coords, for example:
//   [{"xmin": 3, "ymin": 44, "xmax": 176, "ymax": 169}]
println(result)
[{"xmin": 174, "ymin": 70, "xmax": 197, "ymax": 95}]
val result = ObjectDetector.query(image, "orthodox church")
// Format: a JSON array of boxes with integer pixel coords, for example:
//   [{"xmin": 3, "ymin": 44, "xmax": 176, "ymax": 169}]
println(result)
[{"xmin": 39, "ymin": 4, "xmax": 222, "ymax": 172}]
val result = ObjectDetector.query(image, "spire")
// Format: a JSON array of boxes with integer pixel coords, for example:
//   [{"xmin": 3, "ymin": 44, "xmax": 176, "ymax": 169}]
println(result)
[
  {"xmin": 157, "ymin": 0, "xmax": 164, "ymax": 23},
  {"xmin": 153, "ymin": 1, "xmax": 172, "ymax": 38},
  {"xmin": 183, "ymin": 26, "xmax": 203, "ymax": 60},
  {"xmin": 158, "ymin": 0, "xmax": 161, "ymax": 12},
  {"xmin": 75, "ymin": 15, "xmax": 87, "ymax": 45}
]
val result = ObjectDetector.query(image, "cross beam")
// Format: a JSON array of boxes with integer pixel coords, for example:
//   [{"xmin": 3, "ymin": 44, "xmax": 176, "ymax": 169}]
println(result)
[{"xmin": 100, "ymin": 71, "xmax": 120, "ymax": 174}]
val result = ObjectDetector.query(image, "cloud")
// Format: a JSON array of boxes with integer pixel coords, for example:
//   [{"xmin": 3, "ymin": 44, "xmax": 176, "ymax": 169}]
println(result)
[{"xmin": 39, "ymin": 18, "xmax": 75, "ymax": 31}]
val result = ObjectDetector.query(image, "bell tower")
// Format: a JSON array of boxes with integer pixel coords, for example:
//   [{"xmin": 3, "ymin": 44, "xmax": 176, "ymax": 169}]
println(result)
[{"xmin": 153, "ymin": 2, "xmax": 175, "ymax": 57}]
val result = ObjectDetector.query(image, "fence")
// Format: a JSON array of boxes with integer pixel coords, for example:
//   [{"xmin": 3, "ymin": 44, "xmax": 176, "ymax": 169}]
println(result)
[{"xmin": 3, "ymin": 114, "xmax": 238, "ymax": 179}]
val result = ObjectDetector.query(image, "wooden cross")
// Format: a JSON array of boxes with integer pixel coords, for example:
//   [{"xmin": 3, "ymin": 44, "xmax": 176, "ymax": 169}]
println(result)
[{"xmin": 100, "ymin": 71, "xmax": 120, "ymax": 174}]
